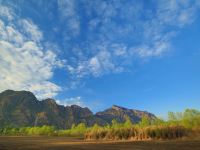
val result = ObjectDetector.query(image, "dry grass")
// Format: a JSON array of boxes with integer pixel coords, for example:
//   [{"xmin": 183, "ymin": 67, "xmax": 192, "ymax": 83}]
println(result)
[{"xmin": 85, "ymin": 126, "xmax": 188, "ymax": 140}]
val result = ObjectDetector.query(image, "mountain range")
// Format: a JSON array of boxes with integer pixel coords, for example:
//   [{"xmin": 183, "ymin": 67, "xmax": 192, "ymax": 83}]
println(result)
[{"xmin": 0, "ymin": 90, "xmax": 156, "ymax": 129}]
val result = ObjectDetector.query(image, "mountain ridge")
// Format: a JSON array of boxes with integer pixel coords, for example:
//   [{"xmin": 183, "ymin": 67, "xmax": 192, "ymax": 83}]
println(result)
[{"xmin": 0, "ymin": 90, "xmax": 156, "ymax": 128}]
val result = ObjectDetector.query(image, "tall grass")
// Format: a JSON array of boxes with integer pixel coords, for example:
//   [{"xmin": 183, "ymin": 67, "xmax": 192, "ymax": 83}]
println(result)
[
  {"xmin": 85, "ymin": 125, "xmax": 188, "ymax": 140},
  {"xmin": 85, "ymin": 108, "xmax": 200, "ymax": 141}
]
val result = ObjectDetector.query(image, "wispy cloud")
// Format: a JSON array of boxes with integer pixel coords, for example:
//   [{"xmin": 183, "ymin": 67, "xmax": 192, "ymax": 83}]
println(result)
[
  {"xmin": 156, "ymin": 0, "xmax": 199, "ymax": 27},
  {"xmin": 132, "ymin": 41, "xmax": 170, "ymax": 58},
  {"xmin": 60, "ymin": 0, "xmax": 200, "ymax": 85},
  {"xmin": 1, "ymin": 0, "xmax": 200, "ymax": 92},
  {"xmin": 0, "ymin": 5, "xmax": 63, "ymax": 99},
  {"xmin": 19, "ymin": 19, "xmax": 43, "ymax": 42},
  {"xmin": 67, "ymin": 43, "xmax": 125, "ymax": 79},
  {"xmin": 0, "ymin": 5, "xmax": 14, "ymax": 20},
  {"xmin": 57, "ymin": 0, "xmax": 80, "ymax": 37},
  {"xmin": 56, "ymin": 96, "xmax": 104, "ymax": 112},
  {"xmin": 56, "ymin": 96, "xmax": 85, "ymax": 107}
]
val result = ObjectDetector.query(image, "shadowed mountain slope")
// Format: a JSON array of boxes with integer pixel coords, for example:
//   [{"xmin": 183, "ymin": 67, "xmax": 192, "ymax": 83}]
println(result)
[{"xmin": 0, "ymin": 90, "xmax": 156, "ymax": 128}]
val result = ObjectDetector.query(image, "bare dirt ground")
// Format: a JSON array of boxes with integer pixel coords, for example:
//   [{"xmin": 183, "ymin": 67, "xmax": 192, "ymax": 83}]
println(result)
[{"xmin": 0, "ymin": 136, "xmax": 200, "ymax": 150}]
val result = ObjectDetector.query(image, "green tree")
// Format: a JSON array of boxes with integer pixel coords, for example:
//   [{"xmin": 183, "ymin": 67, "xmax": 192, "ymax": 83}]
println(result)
[
  {"xmin": 139, "ymin": 115, "xmax": 151, "ymax": 127},
  {"xmin": 111, "ymin": 119, "xmax": 122, "ymax": 129},
  {"xmin": 182, "ymin": 109, "xmax": 200, "ymax": 128},
  {"xmin": 124, "ymin": 118, "xmax": 132, "ymax": 128},
  {"xmin": 168, "ymin": 112, "xmax": 177, "ymax": 121},
  {"xmin": 151, "ymin": 118, "xmax": 165, "ymax": 126},
  {"xmin": 71, "ymin": 123, "xmax": 76, "ymax": 129}
]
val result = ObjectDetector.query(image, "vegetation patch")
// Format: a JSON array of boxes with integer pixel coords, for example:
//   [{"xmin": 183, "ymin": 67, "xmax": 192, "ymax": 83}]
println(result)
[
  {"xmin": 0, "ymin": 108, "xmax": 199, "ymax": 141},
  {"xmin": 85, "ymin": 108, "xmax": 200, "ymax": 140}
]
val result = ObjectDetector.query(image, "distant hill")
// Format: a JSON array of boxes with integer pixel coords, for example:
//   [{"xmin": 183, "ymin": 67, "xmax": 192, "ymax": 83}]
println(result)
[{"xmin": 0, "ymin": 90, "xmax": 156, "ymax": 128}]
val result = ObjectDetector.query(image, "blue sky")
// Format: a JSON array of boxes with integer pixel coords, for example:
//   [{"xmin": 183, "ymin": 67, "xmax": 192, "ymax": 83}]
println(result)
[{"xmin": 0, "ymin": 0, "xmax": 200, "ymax": 117}]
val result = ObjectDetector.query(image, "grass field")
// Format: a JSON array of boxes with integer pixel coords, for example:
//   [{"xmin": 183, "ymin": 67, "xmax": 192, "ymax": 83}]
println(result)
[{"xmin": 0, "ymin": 136, "xmax": 200, "ymax": 150}]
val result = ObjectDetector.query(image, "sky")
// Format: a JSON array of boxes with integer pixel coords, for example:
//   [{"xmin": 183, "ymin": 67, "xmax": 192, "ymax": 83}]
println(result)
[{"xmin": 0, "ymin": 0, "xmax": 200, "ymax": 118}]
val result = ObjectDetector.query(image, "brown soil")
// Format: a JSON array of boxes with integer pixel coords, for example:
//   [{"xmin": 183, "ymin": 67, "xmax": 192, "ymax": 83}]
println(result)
[{"xmin": 0, "ymin": 136, "xmax": 200, "ymax": 150}]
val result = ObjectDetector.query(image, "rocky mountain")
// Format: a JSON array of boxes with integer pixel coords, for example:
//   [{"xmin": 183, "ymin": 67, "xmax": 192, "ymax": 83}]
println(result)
[
  {"xmin": 95, "ymin": 105, "xmax": 156, "ymax": 124},
  {"xmin": 0, "ymin": 90, "xmax": 156, "ymax": 128}
]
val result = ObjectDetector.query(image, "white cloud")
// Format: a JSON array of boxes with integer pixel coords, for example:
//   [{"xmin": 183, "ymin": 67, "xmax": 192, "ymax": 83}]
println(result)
[
  {"xmin": 0, "ymin": 5, "xmax": 63, "ymax": 99},
  {"xmin": 0, "ymin": 5, "xmax": 14, "ymax": 21},
  {"xmin": 156, "ymin": 0, "xmax": 199, "ymax": 27},
  {"xmin": 56, "ymin": 96, "xmax": 103, "ymax": 110},
  {"xmin": 57, "ymin": 0, "xmax": 76, "ymax": 18},
  {"xmin": 133, "ymin": 41, "xmax": 170, "ymax": 58},
  {"xmin": 57, "ymin": 0, "xmax": 80, "ymax": 36},
  {"xmin": 19, "ymin": 19, "xmax": 43, "ymax": 42},
  {"xmin": 28, "ymin": 82, "xmax": 61, "ymax": 99},
  {"xmin": 132, "ymin": 0, "xmax": 200, "ymax": 59},
  {"xmin": 56, "ymin": 96, "xmax": 85, "ymax": 107},
  {"xmin": 67, "ymin": 48, "xmax": 124, "ymax": 78},
  {"xmin": 88, "ymin": 50, "xmax": 114, "ymax": 77}
]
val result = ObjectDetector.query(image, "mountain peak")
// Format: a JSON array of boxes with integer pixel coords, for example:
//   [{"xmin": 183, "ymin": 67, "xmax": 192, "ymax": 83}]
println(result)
[
  {"xmin": 0, "ymin": 89, "xmax": 37, "ymax": 103},
  {"xmin": 96, "ymin": 105, "xmax": 156, "ymax": 124},
  {"xmin": 1, "ymin": 89, "xmax": 34, "ymax": 95},
  {"xmin": 70, "ymin": 104, "xmax": 82, "ymax": 108},
  {"xmin": 43, "ymin": 98, "xmax": 57, "ymax": 104},
  {"xmin": 111, "ymin": 105, "xmax": 128, "ymax": 110},
  {"xmin": 1, "ymin": 89, "xmax": 15, "ymax": 93}
]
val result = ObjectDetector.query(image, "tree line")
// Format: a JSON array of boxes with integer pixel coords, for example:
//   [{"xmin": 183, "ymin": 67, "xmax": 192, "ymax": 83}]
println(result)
[{"xmin": 0, "ymin": 108, "xmax": 199, "ymax": 140}]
